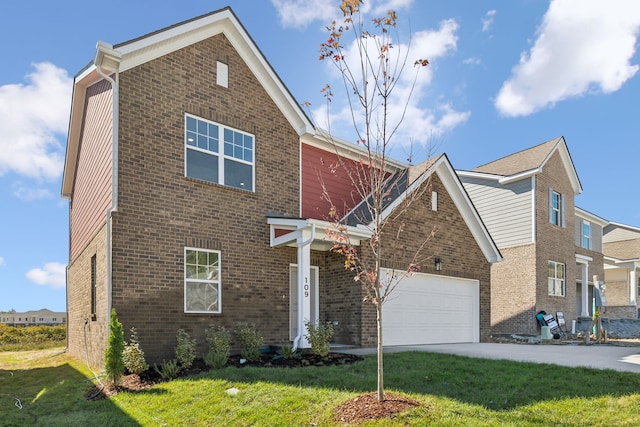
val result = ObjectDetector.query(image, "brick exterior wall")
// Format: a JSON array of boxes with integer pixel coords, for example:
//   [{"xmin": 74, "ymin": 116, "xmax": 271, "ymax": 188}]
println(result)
[
  {"xmin": 490, "ymin": 244, "xmax": 537, "ymax": 334},
  {"xmin": 604, "ymin": 238, "xmax": 640, "ymax": 260},
  {"xmin": 342, "ymin": 173, "xmax": 493, "ymax": 345},
  {"xmin": 67, "ymin": 223, "xmax": 109, "ymax": 368},
  {"xmin": 106, "ymin": 33, "xmax": 301, "ymax": 364}
]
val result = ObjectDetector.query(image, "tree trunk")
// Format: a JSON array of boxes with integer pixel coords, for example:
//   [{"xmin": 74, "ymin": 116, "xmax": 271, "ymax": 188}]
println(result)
[{"xmin": 376, "ymin": 303, "xmax": 384, "ymax": 401}]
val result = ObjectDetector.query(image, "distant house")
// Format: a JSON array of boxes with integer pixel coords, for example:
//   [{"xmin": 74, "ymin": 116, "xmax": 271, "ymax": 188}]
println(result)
[
  {"xmin": 0, "ymin": 309, "xmax": 67, "ymax": 327},
  {"xmin": 61, "ymin": 7, "xmax": 501, "ymax": 368},
  {"xmin": 458, "ymin": 137, "xmax": 608, "ymax": 335},
  {"xmin": 603, "ymin": 222, "xmax": 640, "ymax": 318}
]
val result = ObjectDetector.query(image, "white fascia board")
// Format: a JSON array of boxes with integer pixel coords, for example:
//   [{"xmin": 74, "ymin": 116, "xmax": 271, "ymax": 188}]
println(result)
[
  {"xmin": 575, "ymin": 206, "xmax": 609, "ymax": 227},
  {"xmin": 498, "ymin": 168, "xmax": 540, "ymax": 185},
  {"xmin": 456, "ymin": 170, "xmax": 503, "ymax": 181},
  {"xmin": 62, "ymin": 65, "xmax": 108, "ymax": 198},
  {"xmin": 267, "ymin": 217, "xmax": 372, "ymax": 248},
  {"xmin": 576, "ymin": 253, "xmax": 593, "ymax": 263},
  {"xmin": 607, "ymin": 221, "xmax": 640, "ymax": 234},
  {"xmin": 383, "ymin": 156, "xmax": 502, "ymax": 264},
  {"xmin": 540, "ymin": 137, "xmax": 583, "ymax": 194},
  {"xmin": 436, "ymin": 159, "xmax": 503, "ymax": 263},
  {"xmin": 116, "ymin": 10, "xmax": 313, "ymax": 136}
]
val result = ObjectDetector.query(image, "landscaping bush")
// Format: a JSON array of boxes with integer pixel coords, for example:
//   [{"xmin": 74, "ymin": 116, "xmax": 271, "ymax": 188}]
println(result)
[
  {"xmin": 235, "ymin": 322, "xmax": 263, "ymax": 362},
  {"xmin": 305, "ymin": 321, "xmax": 334, "ymax": 357},
  {"xmin": 104, "ymin": 309, "xmax": 125, "ymax": 386},
  {"xmin": 122, "ymin": 327, "xmax": 148, "ymax": 375},
  {"xmin": 204, "ymin": 325, "xmax": 231, "ymax": 369},
  {"xmin": 153, "ymin": 359, "xmax": 181, "ymax": 380},
  {"xmin": 175, "ymin": 329, "xmax": 197, "ymax": 369}
]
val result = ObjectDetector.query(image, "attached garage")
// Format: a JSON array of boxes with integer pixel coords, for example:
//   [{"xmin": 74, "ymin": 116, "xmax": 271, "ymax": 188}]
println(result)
[{"xmin": 382, "ymin": 272, "xmax": 480, "ymax": 346}]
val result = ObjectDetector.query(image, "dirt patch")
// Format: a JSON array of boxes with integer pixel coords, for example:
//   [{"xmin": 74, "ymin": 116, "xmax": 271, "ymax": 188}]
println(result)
[{"xmin": 333, "ymin": 392, "xmax": 423, "ymax": 425}]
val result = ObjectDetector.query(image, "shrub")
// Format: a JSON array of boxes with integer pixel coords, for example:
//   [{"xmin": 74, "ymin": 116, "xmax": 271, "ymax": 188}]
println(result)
[
  {"xmin": 305, "ymin": 321, "xmax": 334, "ymax": 357},
  {"xmin": 122, "ymin": 327, "xmax": 148, "ymax": 375},
  {"xmin": 104, "ymin": 309, "xmax": 125, "ymax": 386},
  {"xmin": 235, "ymin": 322, "xmax": 263, "ymax": 362},
  {"xmin": 153, "ymin": 359, "xmax": 181, "ymax": 380},
  {"xmin": 204, "ymin": 325, "xmax": 231, "ymax": 369},
  {"xmin": 175, "ymin": 329, "xmax": 196, "ymax": 369},
  {"xmin": 280, "ymin": 344, "xmax": 299, "ymax": 359},
  {"xmin": 0, "ymin": 324, "xmax": 66, "ymax": 351}
]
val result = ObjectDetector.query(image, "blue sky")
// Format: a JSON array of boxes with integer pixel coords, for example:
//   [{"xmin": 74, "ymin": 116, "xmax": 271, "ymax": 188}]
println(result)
[{"xmin": 1, "ymin": 0, "xmax": 639, "ymax": 312}]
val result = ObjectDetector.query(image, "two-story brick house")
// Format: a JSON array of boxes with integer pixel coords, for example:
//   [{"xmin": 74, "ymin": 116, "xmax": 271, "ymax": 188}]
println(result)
[
  {"xmin": 61, "ymin": 7, "xmax": 501, "ymax": 367},
  {"xmin": 458, "ymin": 137, "xmax": 606, "ymax": 335}
]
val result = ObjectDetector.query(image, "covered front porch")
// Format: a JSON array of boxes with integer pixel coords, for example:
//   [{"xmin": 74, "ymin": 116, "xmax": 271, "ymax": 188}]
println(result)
[{"xmin": 267, "ymin": 216, "xmax": 372, "ymax": 349}]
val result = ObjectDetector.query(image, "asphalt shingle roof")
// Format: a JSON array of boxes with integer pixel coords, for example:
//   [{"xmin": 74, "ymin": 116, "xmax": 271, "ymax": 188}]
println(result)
[{"xmin": 472, "ymin": 137, "xmax": 563, "ymax": 176}]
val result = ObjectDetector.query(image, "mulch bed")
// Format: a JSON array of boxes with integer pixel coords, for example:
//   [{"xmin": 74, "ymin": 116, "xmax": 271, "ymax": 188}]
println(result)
[
  {"xmin": 85, "ymin": 351, "xmax": 423, "ymax": 424},
  {"xmin": 85, "ymin": 351, "xmax": 363, "ymax": 399}
]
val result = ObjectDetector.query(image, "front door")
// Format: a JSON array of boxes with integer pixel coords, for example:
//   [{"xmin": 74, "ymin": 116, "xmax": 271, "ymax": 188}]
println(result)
[{"xmin": 289, "ymin": 265, "xmax": 319, "ymax": 341}]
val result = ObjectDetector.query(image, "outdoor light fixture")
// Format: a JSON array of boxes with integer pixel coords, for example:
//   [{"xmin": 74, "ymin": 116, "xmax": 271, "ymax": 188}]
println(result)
[{"xmin": 434, "ymin": 257, "xmax": 442, "ymax": 271}]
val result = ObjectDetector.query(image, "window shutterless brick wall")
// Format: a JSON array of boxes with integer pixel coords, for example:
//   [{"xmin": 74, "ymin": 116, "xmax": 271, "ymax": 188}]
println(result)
[
  {"xmin": 67, "ymin": 223, "xmax": 109, "ymax": 368},
  {"xmin": 109, "ymin": 33, "xmax": 301, "ymax": 364}
]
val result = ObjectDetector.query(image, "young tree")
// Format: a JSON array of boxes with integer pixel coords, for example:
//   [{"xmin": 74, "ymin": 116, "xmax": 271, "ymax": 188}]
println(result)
[
  {"xmin": 316, "ymin": 0, "xmax": 432, "ymax": 401},
  {"xmin": 104, "ymin": 309, "xmax": 125, "ymax": 386}
]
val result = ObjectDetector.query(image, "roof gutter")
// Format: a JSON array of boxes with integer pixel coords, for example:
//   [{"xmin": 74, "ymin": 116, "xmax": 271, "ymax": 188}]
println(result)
[{"xmin": 94, "ymin": 42, "xmax": 121, "ymax": 340}]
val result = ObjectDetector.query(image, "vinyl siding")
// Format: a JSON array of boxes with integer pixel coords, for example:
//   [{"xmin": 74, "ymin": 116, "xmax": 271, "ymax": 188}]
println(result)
[
  {"xmin": 603, "ymin": 226, "xmax": 640, "ymax": 243},
  {"xmin": 69, "ymin": 80, "xmax": 113, "ymax": 262},
  {"xmin": 460, "ymin": 176, "xmax": 534, "ymax": 248}
]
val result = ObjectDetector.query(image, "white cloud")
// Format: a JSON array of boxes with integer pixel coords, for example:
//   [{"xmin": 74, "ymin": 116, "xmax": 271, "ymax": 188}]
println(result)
[
  {"xmin": 12, "ymin": 182, "xmax": 54, "ymax": 201},
  {"xmin": 0, "ymin": 256, "xmax": 5, "ymax": 266},
  {"xmin": 26, "ymin": 262, "xmax": 66, "ymax": 290},
  {"xmin": 313, "ymin": 17, "xmax": 468, "ymax": 151},
  {"xmin": 0, "ymin": 62, "xmax": 72, "ymax": 180},
  {"xmin": 482, "ymin": 10, "xmax": 496, "ymax": 32},
  {"xmin": 271, "ymin": 0, "xmax": 414, "ymax": 29},
  {"xmin": 495, "ymin": 0, "xmax": 640, "ymax": 117},
  {"xmin": 463, "ymin": 57, "xmax": 481, "ymax": 65}
]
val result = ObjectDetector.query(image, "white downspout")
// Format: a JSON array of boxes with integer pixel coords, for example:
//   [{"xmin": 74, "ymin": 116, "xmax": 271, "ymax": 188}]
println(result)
[
  {"xmin": 94, "ymin": 65, "xmax": 119, "ymax": 337},
  {"xmin": 292, "ymin": 224, "xmax": 315, "ymax": 350}
]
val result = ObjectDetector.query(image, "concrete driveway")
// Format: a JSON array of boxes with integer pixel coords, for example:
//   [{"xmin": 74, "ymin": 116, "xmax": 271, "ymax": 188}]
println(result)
[{"xmin": 343, "ymin": 343, "xmax": 640, "ymax": 373}]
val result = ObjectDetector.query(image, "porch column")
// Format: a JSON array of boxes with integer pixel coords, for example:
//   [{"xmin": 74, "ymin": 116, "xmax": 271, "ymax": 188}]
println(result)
[
  {"xmin": 296, "ymin": 227, "xmax": 313, "ymax": 348},
  {"xmin": 630, "ymin": 263, "xmax": 638, "ymax": 307},
  {"xmin": 580, "ymin": 261, "xmax": 589, "ymax": 317}
]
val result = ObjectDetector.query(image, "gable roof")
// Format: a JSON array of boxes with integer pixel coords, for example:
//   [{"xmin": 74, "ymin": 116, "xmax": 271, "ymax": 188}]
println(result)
[
  {"xmin": 62, "ymin": 6, "xmax": 313, "ymax": 198},
  {"xmin": 345, "ymin": 154, "xmax": 502, "ymax": 263},
  {"xmin": 466, "ymin": 137, "xmax": 583, "ymax": 194}
]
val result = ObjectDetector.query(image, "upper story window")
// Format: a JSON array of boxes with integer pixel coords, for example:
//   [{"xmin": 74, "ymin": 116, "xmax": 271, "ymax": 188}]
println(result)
[
  {"xmin": 184, "ymin": 247, "xmax": 221, "ymax": 314},
  {"xmin": 549, "ymin": 189, "xmax": 565, "ymax": 227},
  {"xmin": 581, "ymin": 220, "xmax": 591, "ymax": 250},
  {"xmin": 548, "ymin": 261, "xmax": 565, "ymax": 297},
  {"xmin": 185, "ymin": 114, "xmax": 254, "ymax": 191}
]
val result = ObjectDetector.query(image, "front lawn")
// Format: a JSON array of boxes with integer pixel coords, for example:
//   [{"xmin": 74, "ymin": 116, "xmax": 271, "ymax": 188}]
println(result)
[{"xmin": 1, "ymin": 347, "xmax": 640, "ymax": 426}]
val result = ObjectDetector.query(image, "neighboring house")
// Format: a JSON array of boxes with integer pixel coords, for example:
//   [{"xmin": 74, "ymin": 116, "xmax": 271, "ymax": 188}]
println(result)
[
  {"xmin": 603, "ymin": 222, "xmax": 640, "ymax": 318},
  {"xmin": 0, "ymin": 309, "xmax": 67, "ymax": 327},
  {"xmin": 61, "ymin": 7, "xmax": 501, "ymax": 368},
  {"xmin": 458, "ymin": 137, "xmax": 607, "ymax": 335}
]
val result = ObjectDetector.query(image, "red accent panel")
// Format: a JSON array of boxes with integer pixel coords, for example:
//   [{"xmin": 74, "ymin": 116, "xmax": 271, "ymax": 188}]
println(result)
[{"xmin": 301, "ymin": 144, "xmax": 368, "ymax": 220}]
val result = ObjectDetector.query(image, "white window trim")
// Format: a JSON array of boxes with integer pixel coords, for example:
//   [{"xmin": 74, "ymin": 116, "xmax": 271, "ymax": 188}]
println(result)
[
  {"xmin": 184, "ymin": 114, "xmax": 255, "ymax": 191},
  {"xmin": 184, "ymin": 247, "xmax": 222, "ymax": 314},
  {"xmin": 548, "ymin": 260, "xmax": 566, "ymax": 297},
  {"xmin": 582, "ymin": 220, "xmax": 592, "ymax": 250},
  {"xmin": 549, "ymin": 189, "xmax": 566, "ymax": 227}
]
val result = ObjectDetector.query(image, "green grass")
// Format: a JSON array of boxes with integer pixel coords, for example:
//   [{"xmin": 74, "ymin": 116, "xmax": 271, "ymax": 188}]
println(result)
[{"xmin": 2, "ymin": 347, "xmax": 640, "ymax": 426}]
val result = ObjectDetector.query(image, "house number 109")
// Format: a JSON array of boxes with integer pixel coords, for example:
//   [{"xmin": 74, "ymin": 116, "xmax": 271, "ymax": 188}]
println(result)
[{"xmin": 304, "ymin": 277, "xmax": 309, "ymax": 298}]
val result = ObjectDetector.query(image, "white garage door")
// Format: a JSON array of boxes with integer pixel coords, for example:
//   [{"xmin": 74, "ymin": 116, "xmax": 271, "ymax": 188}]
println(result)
[{"xmin": 382, "ymin": 272, "xmax": 479, "ymax": 346}]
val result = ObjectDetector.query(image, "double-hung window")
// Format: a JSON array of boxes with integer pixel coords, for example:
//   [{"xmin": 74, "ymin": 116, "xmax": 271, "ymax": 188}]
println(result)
[
  {"xmin": 184, "ymin": 248, "xmax": 221, "ymax": 313},
  {"xmin": 549, "ymin": 189, "xmax": 565, "ymax": 226},
  {"xmin": 548, "ymin": 261, "xmax": 565, "ymax": 297},
  {"xmin": 581, "ymin": 220, "xmax": 591, "ymax": 249},
  {"xmin": 185, "ymin": 114, "xmax": 254, "ymax": 191}
]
